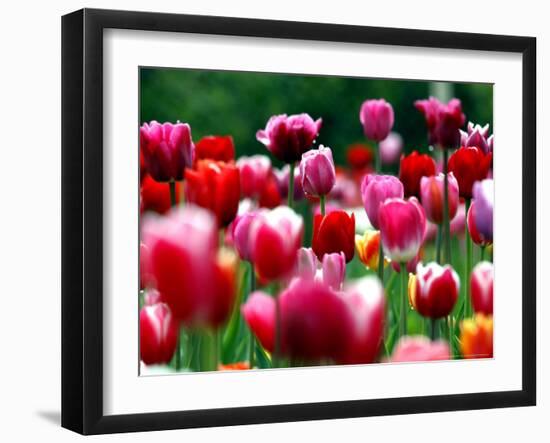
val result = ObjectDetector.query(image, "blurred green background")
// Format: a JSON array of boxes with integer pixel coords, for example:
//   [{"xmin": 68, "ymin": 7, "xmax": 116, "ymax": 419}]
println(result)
[{"xmin": 140, "ymin": 67, "xmax": 493, "ymax": 167}]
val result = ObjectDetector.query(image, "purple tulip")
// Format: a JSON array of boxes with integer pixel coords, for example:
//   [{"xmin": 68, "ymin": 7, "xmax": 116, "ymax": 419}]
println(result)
[
  {"xmin": 256, "ymin": 113, "xmax": 322, "ymax": 163},
  {"xmin": 274, "ymin": 164, "xmax": 304, "ymax": 201},
  {"xmin": 360, "ymin": 174, "xmax": 404, "ymax": 229},
  {"xmin": 359, "ymin": 99, "xmax": 395, "ymax": 142},
  {"xmin": 140, "ymin": 121, "xmax": 195, "ymax": 182},
  {"xmin": 379, "ymin": 132, "xmax": 403, "ymax": 165},
  {"xmin": 300, "ymin": 145, "xmax": 336, "ymax": 197},
  {"xmin": 472, "ymin": 178, "xmax": 493, "ymax": 242},
  {"xmin": 321, "ymin": 252, "xmax": 346, "ymax": 291},
  {"xmin": 460, "ymin": 122, "xmax": 492, "ymax": 154}
]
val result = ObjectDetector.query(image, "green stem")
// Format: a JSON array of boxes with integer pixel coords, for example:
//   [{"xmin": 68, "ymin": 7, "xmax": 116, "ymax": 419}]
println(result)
[
  {"xmin": 200, "ymin": 330, "xmax": 217, "ymax": 372},
  {"xmin": 465, "ymin": 199, "xmax": 473, "ymax": 319},
  {"xmin": 320, "ymin": 194, "xmax": 326, "ymax": 216},
  {"xmin": 430, "ymin": 318, "xmax": 437, "ymax": 341},
  {"xmin": 169, "ymin": 179, "xmax": 177, "ymax": 207},
  {"xmin": 287, "ymin": 162, "xmax": 295, "ymax": 209},
  {"xmin": 248, "ymin": 263, "xmax": 256, "ymax": 369},
  {"xmin": 442, "ymin": 149, "xmax": 451, "ymax": 264},
  {"xmin": 377, "ymin": 241, "xmax": 384, "ymax": 283},
  {"xmin": 436, "ymin": 224, "xmax": 443, "ymax": 264},
  {"xmin": 400, "ymin": 263, "xmax": 408, "ymax": 337},
  {"xmin": 480, "ymin": 245, "xmax": 486, "ymax": 261}
]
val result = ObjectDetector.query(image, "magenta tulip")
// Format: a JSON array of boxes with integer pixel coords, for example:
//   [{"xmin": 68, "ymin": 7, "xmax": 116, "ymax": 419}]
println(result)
[
  {"xmin": 360, "ymin": 174, "xmax": 404, "ymax": 229},
  {"xmin": 249, "ymin": 206, "xmax": 304, "ymax": 281},
  {"xmin": 140, "ymin": 121, "xmax": 195, "ymax": 182},
  {"xmin": 390, "ymin": 336, "xmax": 450, "ymax": 362},
  {"xmin": 378, "ymin": 197, "xmax": 426, "ymax": 263},
  {"xmin": 379, "ymin": 132, "xmax": 403, "ymax": 165},
  {"xmin": 140, "ymin": 303, "xmax": 178, "ymax": 365},
  {"xmin": 236, "ymin": 155, "xmax": 272, "ymax": 199},
  {"xmin": 300, "ymin": 145, "xmax": 336, "ymax": 197},
  {"xmin": 256, "ymin": 114, "xmax": 322, "ymax": 163},
  {"xmin": 471, "ymin": 261, "xmax": 493, "ymax": 315},
  {"xmin": 434, "ymin": 98, "xmax": 466, "ymax": 148},
  {"xmin": 420, "ymin": 173, "xmax": 459, "ymax": 224},
  {"xmin": 413, "ymin": 262, "xmax": 459, "ymax": 319},
  {"xmin": 359, "ymin": 99, "xmax": 394, "ymax": 142}
]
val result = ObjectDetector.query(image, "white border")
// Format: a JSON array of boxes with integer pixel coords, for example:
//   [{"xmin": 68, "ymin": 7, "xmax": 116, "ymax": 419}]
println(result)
[{"xmin": 103, "ymin": 29, "xmax": 522, "ymax": 415}]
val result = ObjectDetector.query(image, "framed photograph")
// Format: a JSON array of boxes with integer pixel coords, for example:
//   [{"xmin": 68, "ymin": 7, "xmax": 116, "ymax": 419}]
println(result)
[{"xmin": 62, "ymin": 8, "xmax": 536, "ymax": 435}]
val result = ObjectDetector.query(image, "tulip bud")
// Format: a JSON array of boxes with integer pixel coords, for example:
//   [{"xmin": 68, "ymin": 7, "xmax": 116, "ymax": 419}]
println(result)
[
  {"xmin": 236, "ymin": 155, "xmax": 272, "ymax": 199},
  {"xmin": 390, "ymin": 336, "xmax": 451, "ymax": 362},
  {"xmin": 140, "ymin": 303, "xmax": 178, "ymax": 365},
  {"xmin": 472, "ymin": 179, "xmax": 493, "ymax": 243},
  {"xmin": 256, "ymin": 113, "xmax": 322, "ymax": 163},
  {"xmin": 379, "ymin": 198, "xmax": 426, "ymax": 263},
  {"xmin": 321, "ymin": 252, "xmax": 346, "ymax": 291},
  {"xmin": 471, "ymin": 261, "xmax": 493, "ymax": 315},
  {"xmin": 140, "ymin": 121, "xmax": 195, "ymax": 182},
  {"xmin": 460, "ymin": 314, "xmax": 493, "ymax": 358},
  {"xmin": 355, "ymin": 230, "xmax": 383, "ymax": 271},
  {"xmin": 312, "ymin": 210, "xmax": 355, "ymax": 262},
  {"xmin": 360, "ymin": 174, "xmax": 404, "ymax": 229},
  {"xmin": 448, "ymin": 146, "xmax": 492, "ymax": 199},
  {"xmin": 420, "ymin": 173, "xmax": 459, "ymax": 224},
  {"xmin": 241, "ymin": 291, "xmax": 276, "ymax": 353},
  {"xmin": 295, "ymin": 247, "xmax": 318, "ymax": 280},
  {"xmin": 399, "ymin": 151, "xmax": 437, "ymax": 198},
  {"xmin": 300, "ymin": 145, "xmax": 336, "ymax": 197},
  {"xmin": 249, "ymin": 206, "xmax": 304, "ymax": 281},
  {"xmin": 413, "ymin": 262, "xmax": 459, "ymax": 318},
  {"xmin": 379, "ymin": 132, "xmax": 403, "ymax": 165},
  {"xmin": 460, "ymin": 122, "xmax": 491, "ymax": 154},
  {"xmin": 359, "ymin": 99, "xmax": 394, "ymax": 142},
  {"xmin": 195, "ymin": 135, "xmax": 235, "ymax": 162}
]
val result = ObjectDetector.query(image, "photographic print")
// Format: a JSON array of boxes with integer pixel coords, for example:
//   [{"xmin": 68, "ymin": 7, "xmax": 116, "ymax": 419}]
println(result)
[{"xmin": 138, "ymin": 67, "xmax": 494, "ymax": 374}]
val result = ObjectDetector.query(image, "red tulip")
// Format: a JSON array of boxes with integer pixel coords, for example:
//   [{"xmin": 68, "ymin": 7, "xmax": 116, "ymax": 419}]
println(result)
[
  {"xmin": 249, "ymin": 206, "xmax": 304, "ymax": 281},
  {"xmin": 420, "ymin": 173, "xmax": 459, "ymax": 224},
  {"xmin": 140, "ymin": 174, "xmax": 181, "ymax": 214},
  {"xmin": 185, "ymin": 159, "xmax": 240, "ymax": 227},
  {"xmin": 338, "ymin": 276, "xmax": 385, "ymax": 364},
  {"xmin": 346, "ymin": 143, "xmax": 374, "ymax": 170},
  {"xmin": 434, "ymin": 98, "xmax": 466, "ymax": 148},
  {"xmin": 378, "ymin": 198, "xmax": 426, "ymax": 263},
  {"xmin": 258, "ymin": 173, "xmax": 282, "ymax": 208},
  {"xmin": 471, "ymin": 261, "xmax": 493, "ymax": 315},
  {"xmin": 390, "ymin": 336, "xmax": 450, "ymax": 362},
  {"xmin": 195, "ymin": 135, "xmax": 235, "ymax": 162},
  {"xmin": 237, "ymin": 155, "xmax": 272, "ymax": 199},
  {"xmin": 140, "ymin": 303, "xmax": 178, "ymax": 365},
  {"xmin": 142, "ymin": 206, "xmax": 236, "ymax": 327},
  {"xmin": 359, "ymin": 99, "xmax": 394, "ymax": 142},
  {"xmin": 312, "ymin": 210, "xmax": 355, "ymax": 263},
  {"xmin": 242, "ymin": 291, "xmax": 276, "ymax": 353},
  {"xmin": 140, "ymin": 121, "xmax": 195, "ymax": 182},
  {"xmin": 256, "ymin": 113, "xmax": 322, "ymax": 163},
  {"xmin": 460, "ymin": 314, "xmax": 493, "ymax": 358},
  {"xmin": 399, "ymin": 151, "xmax": 437, "ymax": 198},
  {"xmin": 447, "ymin": 146, "xmax": 492, "ymax": 198},
  {"xmin": 411, "ymin": 262, "xmax": 459, "ymax": 318}
]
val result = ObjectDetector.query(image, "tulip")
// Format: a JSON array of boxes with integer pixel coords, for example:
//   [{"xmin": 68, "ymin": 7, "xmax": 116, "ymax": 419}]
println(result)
[
  {"xmin": 256, "ymin": 113, "xmax": 322, "ymax": 164},
  {"xmin": 420, "ymin": 173, "xmax": 459, "ymax": 224},
  {"xmin": 140, "ymin": 303, "xmax": 178, "ymax": 365},
  {"xmin": 379, "ymin": 132, "xmax": 403, "ymax": 165},
  {"xmin": 467, "ymin": 200, "xmax": 492, "ymax": 246},
  {"xmin": 359, "ymin": 99, "xmax": 394, "ymax": 142},
  {"xmin": 312, "ymin": 210, "xmax": 355, "ymax": 263},
  {"xmin": 411, "ymin": 262, "xmax": 459, "ymax": 319},
  {"xmin": 231, "ymin": 211, "xmax": 264, "ymax": 262},
  {"xmin": 399, "ymin": 151, "xmax": 437, "ymax": 198},
  {"xmin": 140, "ymin": 121, "xmax": 195, "ymax": 182},
  {"xmin": 434, "ymin": 98, "xmax": 466, "ymax": 148},
  {"xmin": 258, "ymin": 173, "xmax": 283, "ymax": 209},
  {"xmin": 460, "ymin": 122, "xmax": 492, "ymax": 154},
  {"xmin": 472, "ymin": 179, "xmax": 494, "ymax": 243},
  {"xmin": 274, "ymin": 164, "xmax": 304, "ymax": 201},
  {"xmin": 338, "ymin": 276, "xmax": 385, "ymax": 364},
  {"xmin": 195, "ymin": 135, "xmax": 235, "ymax": 163},
  {"xmin": 140, "ymin": 174, "xmax": 181, "ymax": 215},
  {"xmin": 450, "ymin": 202, "xmax": 466, "ymax": 236},
  {"xmin": 236, "ymin": 155, "xmax": 272, "ymax": 199},
  {"xmin": 140, "ymin": 151, "xmax": 147, "ymax": 182},
  {"xmin": 279, "ymin": 278, "xmax": 351, "ymax": 361},
  {"xmin": 460, "ymin": 314, "xmax": 493, "ymax": 358},
  {"xmin": 185, "ymin": 159, "xmax": 240, "ymax": 227},
  {"xmin": 295, "ymin": 247, "xmax": 318, "ymax": 281},
  {"xmin": 346, "ymin": 143, "xmax": 374, "ymax": 170},
  {"xmin": 378, "ymin": 198, "xmax": 426, "ymax": 264},
  {"xmin": 242, "ymin": 291, "xmax": 276, "ymax": 353},
  {"xmin": 143, "ymin": 288, "xmax": 163, "ymax": 306},
  {"xmin": 360, "ymin": 174, "xmax": 404, "ymax": 229},
  {"xmin": 321, "ymin": 252, "xmax": 346, "ymax": 291},
  {"xmin": 447, "ymin": 146, "xmax": 492, "ymax": 199},
  {"xmin": 139, "ymin": 242, "xmax": 154, "ymax": 289},
  {"xmin": 389, "ymin": 336, "xmax": 451, "ymax": 362},
  {"xmin": 142, "ymin": 206, "xmax": 236, "ymax": 327},
  {"xmin": 300, "ymin": 145, "xmax": 336, "ymax": 198},
  {"xmin": 415, "ymin": 97, "xmax": 443, "ymax": 146},
  {"xmin": 471, "ymin": 261, "xmax": 494, "ymax": 315},
  {"xmin": 355, "ymin": 230, "xmax": 383, "ymax": 271},
  {"xmin": 249, "ymin": 206, "xmax": 304, "ymax": 281},
  {"xmin": 391, "ymin": 250, "xmax": 422, "ymax": 274}
]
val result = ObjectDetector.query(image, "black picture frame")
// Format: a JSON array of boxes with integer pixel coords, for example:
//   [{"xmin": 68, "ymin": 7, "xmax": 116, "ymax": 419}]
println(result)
[{"xmin": 61, "ymin": 8, "xmax": 537, "ymax": 435}]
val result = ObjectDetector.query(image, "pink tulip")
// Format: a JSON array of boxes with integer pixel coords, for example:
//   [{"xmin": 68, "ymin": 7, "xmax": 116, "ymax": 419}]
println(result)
[
  {"xmin": 413, "ymin": 262, "xmax": 459, "ymax": 319},
  {"xmin": 471, "ymin": 261, "xmax": 493, "ymax": 315},
  {"xmin": 143, "ymin": 288, "xmax": 163, "ymax": 306},
  {"xmin": 236, "ymin": 155, "xmax": 272, "ymax": 199},
  {"xmin": 256, "ymin": 114, "xmax": 322, "ymax": 163},
  {"xmin": 249, "ymin": 206, "xmax": 304, "ymax": 281},
  {"xmin": 338, "ymin": 276, "xmax": 385, "ymax": 364},
  {"xmin": 242, "ymin": 291, "xmax": 276, "ymax": 353},
  {"xmin": 231, "ymin": 210, "xmax": 265, "ymax": 262},
  {"xmin": 321, "ymin": 252, "xmax": 346, "ymax": 291},
  {"xmin": 450, "ymin": 202, "xmax": 466, "ymax": 236},
  {"xmin": 295, "ymin": 247, "xmax": 318, "ymax": 280},
  {"xmin": 140, "ymin": 121, "xmax": 195, "ymax": 182},
  {"xmin": 140, "ymin": 303, "xmax": 179, "ymax": 365},
  {"xmin": 420, "ymin": 173, "xmax": 459, "ymax": 224},
  {"xmin": 379, "ymin": 198, "xmax": 426, "ymax": 263},
  {"xmin": 359, "ymin": 99, "xmax": 394, "ymax": 142},
  {"xmin": 360, "ymin": 174, "xmax": 404, "ymax": 229},
  {"xmin": 300, "ymin": 145, "xmax": 336, "ymax": 197},
  {"xmin": 460, "ymin": 122, "xmax": 492, "ymax": 154},
  {"xmin": 390, "ymin": 336, "xmax": 450, "ymax": 362},
  {"xmin": 379, "ymin": 132, "xmax": 403, "ymax": 165},
  {"xmin": 141, "ymin": 206, "xmax": 236, "ymax": 327},
  {"xmin": 274, "ymin": 163, "xmax": 304, "ymax": 201}
]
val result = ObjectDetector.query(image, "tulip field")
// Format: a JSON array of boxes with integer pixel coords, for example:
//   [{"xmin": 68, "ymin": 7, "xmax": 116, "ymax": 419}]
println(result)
[{"xmin": 138, "ymin": 69, "xmax": 494, "ymax": 374}]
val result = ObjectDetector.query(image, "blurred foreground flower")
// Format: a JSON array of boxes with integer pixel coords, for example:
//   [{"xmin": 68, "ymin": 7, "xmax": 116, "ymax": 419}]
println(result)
[
  {"xmin": 312, "ymin": 210, "xmax": 355, "ymax": 262},
  {"xmin": 460, "ymin": 314, "xmax": 493, "ymax": 358},
  {"xmin": 420, "ymin": 173, "xmax": 459, "ymax": 224},
  {"xmin": 195, "ymin": 135, "xmax": 235, "ymax": 162},
  {"xmin": 448, "ymin": 146, "xmax": 492, "ymax": 198},
  {"xmin": 399, "ymin": 151, "xmax": 436, "ymax": 198},
  {"xmin": 140, "ymin": 303, "xmax": 178, "ymax": 365},
  {"xmin": 471, "ymin": 261, "xmax": 494, "ymax": 315},
  {"xmin": 410, "ymin": 262, "xmax": 459, "ymax": 318},
  {"xmin": 390, "ymin": 336, "xmax": 450, "ymax": 362}
]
